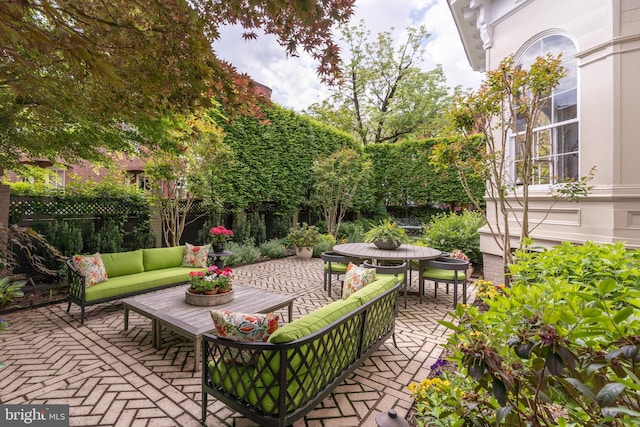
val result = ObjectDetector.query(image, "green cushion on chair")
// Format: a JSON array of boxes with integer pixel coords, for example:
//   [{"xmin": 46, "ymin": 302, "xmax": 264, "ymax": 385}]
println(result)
[
  {"xmin": 323, "ymin": 262, "xmax": 349, "ymax": 273},
  {"xmin": 422, "ymin": 268, "xmax": 466, "ymax": 281}
]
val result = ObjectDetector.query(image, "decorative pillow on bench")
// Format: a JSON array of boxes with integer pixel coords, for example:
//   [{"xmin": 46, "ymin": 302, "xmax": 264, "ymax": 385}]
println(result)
[
  {"xmin": 182, "ymin": 243, "xmax": 211, "ymax": 268},
  {"xmin": 342, "ymin": 262, "xmax": 375, "ymax": 299},
  {"xmin": 72, "ymin": 253, "xmax": 108, "ymax": 287},
  {"xmin": 210, "ymin": 310, "xmax": 280, "ymax": 365}
]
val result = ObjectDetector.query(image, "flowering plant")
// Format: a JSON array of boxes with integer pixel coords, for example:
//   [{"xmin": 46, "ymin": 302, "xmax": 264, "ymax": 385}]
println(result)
[
  {"xmin": 450, "ymin": 249, "xmax": 469, "ymax": 262},
  {"xmin": 189, "ymin": 266, "xmax": 233, "ymax": 292},
  {"xmin": 209, "ymin": 225, "xmax": 233, "ymax": 243}
]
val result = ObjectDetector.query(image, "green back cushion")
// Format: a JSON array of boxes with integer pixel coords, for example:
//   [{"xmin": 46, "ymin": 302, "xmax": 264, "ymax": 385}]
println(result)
[
  {"xmin": 349, "ymin": 274, "xmax": 399, "ymax": 305},
  {"xmin": 101, "ymin": 250, "xmax": 144, "ymax": 278},
  {"xmin": 268, "ymin": 297, "xmax": 361, "ymax": 344},
  {"xmin": 142, "ymin": 246, "xmax": 185, "ymax": 271}
]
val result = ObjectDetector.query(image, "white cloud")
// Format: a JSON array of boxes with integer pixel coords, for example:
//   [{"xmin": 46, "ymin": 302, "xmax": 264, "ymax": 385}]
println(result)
[{"xmin": 214, "ymin": 0, "xmax": 484, "ymax": 111}]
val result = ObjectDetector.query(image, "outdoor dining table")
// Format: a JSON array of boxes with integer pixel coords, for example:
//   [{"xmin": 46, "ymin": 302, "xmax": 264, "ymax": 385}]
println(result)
[
  {"xmin": 332, "ymin": 242, "xmax": 442, "ymax": 300},
  {"xmin": 332, "ymin": 242, "xmax": 441, "ymax": 263}
]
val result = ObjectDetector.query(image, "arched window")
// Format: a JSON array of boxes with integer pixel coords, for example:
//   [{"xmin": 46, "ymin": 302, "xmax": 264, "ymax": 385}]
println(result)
[{"xmin": 512, "ymin": 34, "xmax": 578, "ymax": 185}]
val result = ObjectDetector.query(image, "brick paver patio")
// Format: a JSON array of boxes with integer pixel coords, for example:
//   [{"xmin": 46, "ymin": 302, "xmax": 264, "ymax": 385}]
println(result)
[{"xmin": 0, "ymin": 257, "xmax": 474, "ymax": 426}]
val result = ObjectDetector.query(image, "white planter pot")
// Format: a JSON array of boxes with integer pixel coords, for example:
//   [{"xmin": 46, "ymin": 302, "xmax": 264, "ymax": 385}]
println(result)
[{"xmin": 294, "ymin": 246, "xmax": 313, "ymax": 259}]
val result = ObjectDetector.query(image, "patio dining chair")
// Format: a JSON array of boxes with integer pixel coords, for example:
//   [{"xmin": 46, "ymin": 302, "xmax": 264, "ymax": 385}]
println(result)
[
  {"xmin": 418, "ymin": 257, "xmax": 469, "ymax": 309},
  {"xmin": 321, "ymin": 252, "xmax": 360, "ymax": 298},
  {"xmin": 363, "ymin": 260, "xmax": 408, "ymax": 308}
]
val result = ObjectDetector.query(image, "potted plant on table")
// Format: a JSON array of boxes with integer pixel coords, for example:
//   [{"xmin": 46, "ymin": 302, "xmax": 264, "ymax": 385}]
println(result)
[
  {"xmin": 209, "ymin": 225, "xmax": 234, "ymax": 253},
  {"xmin": 364, "ymin": 219, "xmax": 410, "ymax": 250},
  {"xmin": 188, "ymin": 271, "xmax": 206, "ymax": 294},
  {"xmin": 287, "ymin": 223, "xmax": 320, "ymax": 259}
]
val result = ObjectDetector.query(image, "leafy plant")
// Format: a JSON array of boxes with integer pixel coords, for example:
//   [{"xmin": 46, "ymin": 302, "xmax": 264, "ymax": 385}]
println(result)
[
  {"xmin": 420, "ymin": 210, "xmax": 485, "ymax": 265},
  {"xmin": 0, "ymin": 277, "xmax": 26, "ymax": 306},
  {"xmin": 287, "ymin": 223, "xmax": 320, "ymax": 249},
  {"xmin": 259, "ymin": 239, "xmax": 286, "ymax": 259},
  {"xmin": 313, "ymin": 234, "xmax": 336, "ymax": 258},
  {"xmin": 417, "ymin": 242, "xmax": 640, "ymax": 426},
  {"xmin": 223, "ymin": 242, "xmax": 261, "ymax": 266},
  {"xmin": 363, "ymin": 218, "xmax": 409, "ymax": 246}
]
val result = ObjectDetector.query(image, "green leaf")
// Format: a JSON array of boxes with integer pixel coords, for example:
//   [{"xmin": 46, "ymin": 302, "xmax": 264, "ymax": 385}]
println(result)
[
  {"xmin": 613, "ymin": 306, "xmax": 634, "ymax": 324},
  {"xmin": 596, "ymin": 383, "xmax": 626, "ymax": 408},
  {"xmin": 597, "ymin": 278, "xmax": 616, "ymax": 295}
]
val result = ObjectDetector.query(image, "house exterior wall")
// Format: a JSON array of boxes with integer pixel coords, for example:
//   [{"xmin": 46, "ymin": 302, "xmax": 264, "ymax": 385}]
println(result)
[{"xmin": 450, "ymin": 0, "xmax": 640, "ymax": 283}]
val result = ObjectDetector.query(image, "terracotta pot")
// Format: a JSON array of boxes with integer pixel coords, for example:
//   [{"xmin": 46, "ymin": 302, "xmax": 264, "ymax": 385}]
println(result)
[
  {"xmin": 188, "ymin": 288, "xmax": 202, "ymax": 294},
  {"xmin": 203, "ymin": 289, "xmax": 218, "ymax": 295}
]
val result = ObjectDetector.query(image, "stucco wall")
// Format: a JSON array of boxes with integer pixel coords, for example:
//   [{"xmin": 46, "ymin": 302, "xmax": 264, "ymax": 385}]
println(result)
[{"xmin": 476, "ymin": 0, "xmax": 640, "ymax": 273}]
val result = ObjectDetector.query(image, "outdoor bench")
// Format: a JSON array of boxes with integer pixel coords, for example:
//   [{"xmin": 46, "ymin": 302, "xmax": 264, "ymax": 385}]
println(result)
[
  {"xmin": 66, "ymin": 245, "xmax": 207, "ymax": 323},
  {"xmin": 201, "ymin": 274, "xmax": 402, "ymax": 427}
]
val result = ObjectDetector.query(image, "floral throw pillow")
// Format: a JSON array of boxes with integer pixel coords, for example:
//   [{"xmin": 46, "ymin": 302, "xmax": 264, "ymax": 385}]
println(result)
[
  {"xmin": 342, "ymin": 262, "xmax": 376, "ymax": 299},
  {"xmin": 72, "ymin": 253, "xmax": 108, "ymax": 288},
  {"xmin": 210, "ymin": 310, "xmax": 280, "ymax": 365},
  {"xmin": 182, "ymin": 243, "xmax": 211, "ymax": 268}
]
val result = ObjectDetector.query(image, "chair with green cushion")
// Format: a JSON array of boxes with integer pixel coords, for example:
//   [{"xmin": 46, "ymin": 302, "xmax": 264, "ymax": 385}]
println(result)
[
  {"xmin": 363, "ymin": 260, "xmax": 408, "ymax": 309},
  {"xmin": 321, "ymin": 252, "xmax": 359, "ymax": 298},
  {"xmin": 419, "ymin": 257, "xmax": 468, "ymax": 308}
]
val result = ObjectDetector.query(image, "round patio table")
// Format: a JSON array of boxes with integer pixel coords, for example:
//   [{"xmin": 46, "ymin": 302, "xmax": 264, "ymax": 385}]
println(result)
[
  {"xmin": 332, "ymin": 243, "xmax": 442, "ymax": 305},
  {"xmin": 332, "ymin": 242, "xmax": 441, "ymax": 262}
]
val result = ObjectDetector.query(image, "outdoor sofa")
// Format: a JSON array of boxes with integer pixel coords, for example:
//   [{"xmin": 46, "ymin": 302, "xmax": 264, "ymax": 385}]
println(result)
[
  {"xmin": 201, "ymin": 273, "xmax": 402, "ymax": 427},
  {"xmin": 66, "ymin": 246, "xmax": 207, "ymax": 323}
]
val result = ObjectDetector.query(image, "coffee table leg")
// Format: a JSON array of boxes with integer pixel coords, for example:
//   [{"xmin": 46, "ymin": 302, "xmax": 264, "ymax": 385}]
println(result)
[
  {"xmin": 152, "ymin": 320, "xmax": 161, "ymax": 349},
  {"xmin": 288, "ymin": 302, "xmax": 293, "ymax": 323},
  {"xmin": 194, "ymin": 337, "xmax": 201, "ymax": 372},
  {"xmin": 123, "ymin": 306, "xmax": 129, "ymax": 331}
]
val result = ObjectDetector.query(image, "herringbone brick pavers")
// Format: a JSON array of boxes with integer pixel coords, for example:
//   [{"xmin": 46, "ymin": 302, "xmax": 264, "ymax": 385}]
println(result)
[{"xmin": 0, "ymin": 257, "xmax": 474, "ymax": 426}]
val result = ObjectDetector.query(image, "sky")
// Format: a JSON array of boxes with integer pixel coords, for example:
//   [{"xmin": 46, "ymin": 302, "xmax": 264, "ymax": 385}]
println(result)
[{"xmin": 214, "ymin": 0, "xmax": 485, "ymax": 112}]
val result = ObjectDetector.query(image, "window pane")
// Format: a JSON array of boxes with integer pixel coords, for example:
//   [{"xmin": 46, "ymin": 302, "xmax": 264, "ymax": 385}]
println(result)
[
  {"xmin": 557, "ymin": 122, "xmax": 579, "ymax": 154},
  {"xmin": 542, "ymin": 35, "xmax": 577, "ymax": 58},
  {"xmin": 535, "ymin": 129, "xmax": 552, "ymax": 157},
  {"xmin": 536, "ymin": 99, "xmax": 552, "ymax": 128},
  {"xmin": 555, "ymin": 153, "xmax": 579, "ymax": 182},
  {"xmin": 554, "ymin": 89, "xmax": 577, "ymax": 122},
  {"xmin": 533, "ymin": 157, "xmax": 552, "ymax": 185},
  {"xmin": 555, "ymin": 59, "xmax": 577, "ymax": 93}
]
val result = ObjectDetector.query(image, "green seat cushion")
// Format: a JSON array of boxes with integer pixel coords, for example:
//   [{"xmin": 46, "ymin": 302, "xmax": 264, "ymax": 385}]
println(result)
[
  {"xmin": 101, "ymin": 250, "xmax": 144, "ymax": 278},
  {"xmin": 422, "ymin": 268, "xmax": 466, "ymax": 281},
  {"xmin": 208, "ymin": 357, "xmax": 329, "ymax": 415},
  {"xmin": 85, "ymin": 266, "xmax": 205, "ymax": 301},
  {"xmin": 268, "ymin": 297, "xmax": 361, "ymax": 344},
  {"xmin": 324, "ymin": 262, "xmax": 349, "ymax": 273},
  {"xmin": 142, "ymin": 246, "xmax": 185, "ymax": 271},
  {"xmin": 349, "ymin": 274, "xmax": 400, "ymax": 305}
]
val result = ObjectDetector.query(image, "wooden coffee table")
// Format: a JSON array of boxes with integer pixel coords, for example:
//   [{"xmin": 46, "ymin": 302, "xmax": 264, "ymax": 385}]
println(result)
[{"xmin": 122, "ymin": 284, "xmax": 295, "ymax": 370}]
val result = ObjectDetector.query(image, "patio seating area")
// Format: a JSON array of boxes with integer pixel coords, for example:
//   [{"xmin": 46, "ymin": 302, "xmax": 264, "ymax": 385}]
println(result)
[{"xmin": 0, "ymin": 256, "xmax": 475, "ymax": 427}]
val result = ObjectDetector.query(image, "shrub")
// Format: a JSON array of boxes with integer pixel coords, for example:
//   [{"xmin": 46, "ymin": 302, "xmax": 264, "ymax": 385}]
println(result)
[
  {"xmin": 414, "ymin": 242, "xmax": 640, "ymax": 426},
  {"xmin": 260, "ymin": 239, "xmax": 286, "ymax": 259},
  {"xmin": 223, "ymin": 241, "xmax": 261, "ymax": 266},
  {"xmin": 420, "ymin": 210, "xmax": 485, "ymax": 265},
  {"xmin": 313, "ymin": 234, "xmax": 336, "ymax": 257}
]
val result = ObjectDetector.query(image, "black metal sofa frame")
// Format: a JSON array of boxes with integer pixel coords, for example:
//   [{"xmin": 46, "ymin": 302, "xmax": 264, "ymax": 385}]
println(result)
[{"xmin": 201, "ymin": 280, "xmax": 402, "ymax": 426}]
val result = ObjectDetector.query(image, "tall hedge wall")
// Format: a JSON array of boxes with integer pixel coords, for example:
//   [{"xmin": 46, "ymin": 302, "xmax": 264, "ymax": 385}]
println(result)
[
  {"xmin": 364, "ymin": 137, "xmax": 485, "ymax": 209},
  {"xmin": 215, "ymin": 105, "xmax": 359, "ymax": 213}
]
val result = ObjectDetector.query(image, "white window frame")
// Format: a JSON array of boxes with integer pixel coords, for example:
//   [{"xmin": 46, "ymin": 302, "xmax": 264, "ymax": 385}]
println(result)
[{"xmin": 510, "ymin": 33, "xmax": 580, "ymax": 187}]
